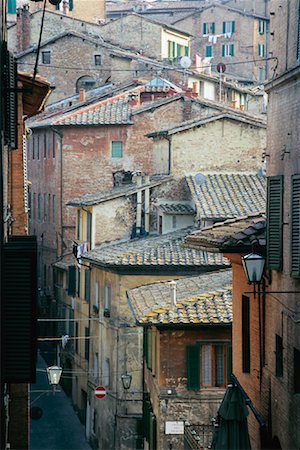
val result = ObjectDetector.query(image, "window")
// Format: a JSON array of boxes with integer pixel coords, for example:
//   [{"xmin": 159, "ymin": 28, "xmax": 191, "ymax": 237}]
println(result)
[
  {"xmin": 33, "ymin": 193, "xmax": 36, "ymax": 220},
  {"xmin": 242, "ymin": 295, "xmax": 250, "ymax": 373},
  {"xmin": 258, "ymin": 20, "xmax": 265, "ymax": 35},
  {"xmin": 104, "ymin": 283, "xmax": 111, "ymax": 317},
  {"xmin": 275, "ymin": 335, "xmax": 283, "ymax": 377},
  {"xmin": 222, "ymin": 21, "xmax": 235, "ymax": 34},
  {"xmin": 87, "ymin": 211, "xmax": 92, "ymax": 244},
  {"xmin": 84, "ymin": 327, "xmax": 89, "ymax": 360},
  {"xmin": 111, "ymin": 141, "xmax": 123, "ymax": 158},
  {"xmin": 75, "ymin": 322, "xmax": 79, "ymax": 353},
  {"xmin": 294, "ymin": 348, "xmax": 300, "ymax": 393},
  {"xmin": 104, "ymin": 358, "xmax": 110, "ymax": 387},
  {"xmin": 205, "ymin": 45, "xmax": 213, "ymax": 57},
  {"xmin": 52, "ymin": 194, "xmax": 56, "ymax": 224},
  {"xmin": 94, "ymin": 281, "xmax": 99, "ymax": 310},
  {"xmin": 42, "ymin": 51, "xmax": 51, "ymax": 65},
  {"xmin": 222, "ymin": 43, "xmax": 234, "ymax": 57},
  {"xmin": 94, "ymin": 54, "xmax": 102, "ymax": 65},
  {"xmin": 77, "ymin": 209, "xmax": 81, "ymax": 240},
  {"xmin": 203, "ymin": 22, "xmax": 215, "ymax": 35},
  {"xmin": 167, "ymin": 41, "xmax": 188, "ymax": 58},
  {"xmin": 32, "ymin": 136, "xmax": 35, "ymax": 159},
  {"xmin": 77, "ymin": 267, "xmax": 81, "ymax": 297},
  {"xmin": 67, "ymin": 265, "xmax": 76, "ymax": 297},
  {"xmin": 84, "ymin": 269, "xmax": 90, "ymax": 302},
  {"xmin": 186, "ymin": 343, "xmax": 230, "ymax": 390},
  {"xmin": 38, "ymin": 193, "xmax": 42, "ymax": 222},
  {"xmin": 43, "ymin": 193, "xmax": 47, "ymax": 221},
  {"xmin": 172, "ymin": 215, "xmax": 177, "ymax": 229},
  {"xmin": 291, "ymin": 175, "xmax": 300, "ymax": 276},
  {"xmin": 266, "ymin": 176, "xmax": 283, "ymax": 270},
  {"xmin": 52, "ymin": 132, "xmax": 56, "ymax": 158},
  {"xmin": 37, "ymin": 135, "xmax": 40, "ymax": 160},
  {"xmin": 258, "ymin": 43, "xmax": 265, "ymax": 57},
  {"xmin": 44, "ymin": 133, "xmax": 47, "ymax": 158},
  {"xmin": 258, "ymin": 67, "xmax": 265, "ymax": 81}
]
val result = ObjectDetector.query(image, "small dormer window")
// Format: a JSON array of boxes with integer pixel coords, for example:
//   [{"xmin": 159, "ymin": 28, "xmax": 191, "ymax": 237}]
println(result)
[
  {"xmin": 42, "ymin": 51, "xmax": 51, "ymax": 65},
  {"xmin": 94, "ymin": 54, "xmax": 102, "ymax": 66}
]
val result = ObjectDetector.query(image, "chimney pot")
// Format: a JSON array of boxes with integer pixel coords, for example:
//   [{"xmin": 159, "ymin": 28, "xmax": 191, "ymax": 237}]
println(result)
[{"xmin": 79, "ymin": 88, "xmax": 86, "ymax": 102}]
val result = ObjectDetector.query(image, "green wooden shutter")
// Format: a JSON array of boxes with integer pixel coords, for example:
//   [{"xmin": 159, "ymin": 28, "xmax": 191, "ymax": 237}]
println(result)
[
  {"xmin": 84, "ymin": 269, "xmax": 90, "ymax": 302},
  {"xmin": 222, "ymin": 22, "xmax": 226, "ymax": 33},
  {"xmin": 203, "ymin": 23, "xmax": 207, "ymax": 34},
  {"xmin": 186, "ymin": 345, "xmax": 200, "ymax": 390},
  {"xmin": 230, "ymin": 44, "xmax": 234, "ymax": 56},
  {"xmin": 68, "ymin": 265, "xmax": 76, "ymax": 296},
  {"xmin": 111, "ymin": 141, "xmax": 123, "ymax": 158},
  {"xmin": 69, "ymin": 0, "xmax": 73, "ymax": 11},
  {"xmin": 206, "ymin": 45, "xmax": 212, "ymax": 57},
  {"xmin": 222, "ymin": 44, "xmax": 225, "ymax": 57},
  {"xmin": 7, "ymin": 0, "xmax": 16, "ymax": 14},
  {"xmin": 232, "ymin": 21, "xmax": 235, "ymax": 33},
  {"xmin": 212, "ymin": 22, "xmax": 215, "ymax": 34},
  {"xmin": 291, "ymin": 175, "xmax": 300, "ymax": 276},
  {"xmin": 172, "ymin": 41, "xmax": 176, "ymax": 57},
  {"xmin": 184, "ymin": 45, "xmax": 189, "ymax": 56},
  {"xmin": 267, "ymin": 176, "xmax": 283, "ymax": 270},
  {"xmin": 177, "ymin": 43, "xmax": 181, "ymax": 57},
  {"xmin": 144, "ymin": 328, "xmax": 149, "ymax": 366}
]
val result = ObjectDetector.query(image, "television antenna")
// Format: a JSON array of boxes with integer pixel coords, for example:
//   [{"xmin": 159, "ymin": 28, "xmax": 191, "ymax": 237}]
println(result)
[{"xmin": 180, "ymin": 56, "xmax": 191, "ymax": 85}]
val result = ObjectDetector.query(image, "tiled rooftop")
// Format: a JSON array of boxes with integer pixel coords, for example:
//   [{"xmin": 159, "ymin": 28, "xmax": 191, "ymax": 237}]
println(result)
[
  {"xmin": 127, "ymin": 270, "xmax": 232, "ymax": 325},
  {"xmin": 157, "ymin": 203, "xmax": 195, "ymax": 215},
  {"xmin": 67, "ymin": 175, "xmax": 171, "ymax": 206},
  {"xmin": 82, "ymin": 228, "xmax": 229, "ymax": 268},
  {"xmin": 185, "ymin": 214, "xmax": 265, "ymax": 252},
  {"xmin": 186, "ymin": 173, "xmax": 266, "ymax": 220}
]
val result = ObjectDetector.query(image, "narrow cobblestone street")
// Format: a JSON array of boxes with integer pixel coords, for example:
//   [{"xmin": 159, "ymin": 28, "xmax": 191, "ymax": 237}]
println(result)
[{"xmin": 30, "ymin": 352, "xmax": 91, "ymax": 450}]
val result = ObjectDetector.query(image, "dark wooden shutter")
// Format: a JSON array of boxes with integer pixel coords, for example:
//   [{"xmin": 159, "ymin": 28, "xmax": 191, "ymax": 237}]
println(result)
[
  {"xmin": 275, "ymin": 334, "xmax": 283, "ymax": 377},
  {"xmin": 84, "ymin": 268, "xmax": 90, "ymax": 302},
  {"xmin": 231, "ymin": 21, "xmax": 235, "ymax": 33},
  {"xmin": 68, "ymin": 265, "xmax": 76, "ymax": 296},
  {"xmin": 3, "ymin": 236, "xmax": 37, "ymax": 383},
  {"xmin": 203, "ymin": 23, "xmax": 207, "ymax": 34},
  {"xmin": 242, "ymin": 295, "xmax": 250, "ymax": 373},
  {"xmin": 222, "ymin": 22, "xmax": 226, "ymax": 33},
  {"xmin": 266, "ymin": 176, "xmax": 283, "ymax": 270},
  {"xmin": 291, "ymin": 175, "xmax": 300, "ymax": 276},
  {"xmin": 186, "ymin": 345, "xmax": 200, "ymax": 390},
  {"xmin": 3, "ymin": 48, "xmax": 18, "ymax": 149},
  {"xmin": 212, "ymin": 22, "xmax": 215, "ymax": 34},
  {"xmin": 227, "ymin": 343, "xmax": 232, "ymax": 383}
]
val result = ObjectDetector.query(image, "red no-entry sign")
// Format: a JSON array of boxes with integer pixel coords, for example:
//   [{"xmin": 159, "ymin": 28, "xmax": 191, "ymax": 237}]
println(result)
[{"xmin": 95, "ymin": 386, "xmax": 106, "ymax": 399}]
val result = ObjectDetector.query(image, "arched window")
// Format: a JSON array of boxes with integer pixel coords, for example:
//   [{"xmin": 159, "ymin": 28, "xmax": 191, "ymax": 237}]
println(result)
[{"xmin": 76, "ymin": 76, "xmax": 96, "ymax": 93}]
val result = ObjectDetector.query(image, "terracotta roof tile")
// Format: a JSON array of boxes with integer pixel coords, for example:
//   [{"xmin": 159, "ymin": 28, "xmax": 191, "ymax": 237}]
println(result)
[
  {"xmin": 82, "ymin": 228, "xmax": 229, "ymax": 268},
  {"xmin": 186, "ymin": 173, "xmax": 266, "ymax": 220},
  {"xmin": 127, "ymin": 270, "xmax": 232, "ymax": 325}
]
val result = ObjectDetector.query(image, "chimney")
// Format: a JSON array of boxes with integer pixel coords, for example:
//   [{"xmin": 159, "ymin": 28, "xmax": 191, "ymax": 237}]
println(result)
[
  {"xmin": 17, "ymin": 5, "xmax": 30, "ymax": 52},
  {"xmin": 79, "ymin": 88, "xmax": 86, "ymax": 102},
  {"xmin": 62, "ymin": 0, "xmax": 69, "ymax": 15},
  {"xmin": 183, "ymin": 98, "xmax": 192, "ymax": 121},
  {"xmin": 128, "ymin": 92, "xmax": 140, "ymax": 107},
  {"xmin": 169, "ymin": 280, "xmax": 177, "ymax": 307}
]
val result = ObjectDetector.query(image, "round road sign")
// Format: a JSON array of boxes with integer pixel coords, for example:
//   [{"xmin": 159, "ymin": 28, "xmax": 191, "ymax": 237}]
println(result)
[
  {"xmin": 95, "ymin": 385, "xmax": 106, "ymax": 399},
  {"xmin": 217, "ymin": 62, "xmax": 226, "ymax": 73}
]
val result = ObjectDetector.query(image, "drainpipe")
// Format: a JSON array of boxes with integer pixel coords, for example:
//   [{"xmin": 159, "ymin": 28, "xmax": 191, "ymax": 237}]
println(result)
[
  {"xmin": 136, "ymin": 175, "xmax": 142, "ymax": 235},
  {"xmin": 144, "ymin": 175, "xmax": 150, "ymax": 233}
]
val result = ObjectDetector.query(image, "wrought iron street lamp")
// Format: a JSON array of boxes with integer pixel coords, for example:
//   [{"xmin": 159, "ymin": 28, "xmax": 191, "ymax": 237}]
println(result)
[
  {"xmin": 242, "ymin": 252, "xmax": 266, "ymax": 284},
  {"xmin": 121, "ymin": 372, "xmax": 132, "ymax": 390},
  {"xmin": 46, "ymin": 365, "xmax": 63, "ymax": 385}
]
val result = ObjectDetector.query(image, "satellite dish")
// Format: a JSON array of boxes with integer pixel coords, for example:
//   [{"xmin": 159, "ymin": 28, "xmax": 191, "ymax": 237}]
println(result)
[{"xmin": 180, "ymin": 56, "xmax": 192, "ymax": 69}]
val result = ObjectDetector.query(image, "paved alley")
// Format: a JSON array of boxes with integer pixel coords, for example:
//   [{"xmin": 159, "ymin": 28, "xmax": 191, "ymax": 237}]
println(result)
[{"xmin": 30, "ymin": 352, "xmax": 91, "ymax": 450}]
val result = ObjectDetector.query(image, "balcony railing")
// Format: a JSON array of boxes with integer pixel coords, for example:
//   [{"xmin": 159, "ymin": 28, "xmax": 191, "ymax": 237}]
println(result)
[{"xmin": 184, "ymin": 424, "xmax": 214, "ymax": 450}]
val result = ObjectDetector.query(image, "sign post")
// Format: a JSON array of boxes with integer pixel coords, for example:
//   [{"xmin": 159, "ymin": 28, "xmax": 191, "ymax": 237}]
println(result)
[{"xmin": 95, "ymin": 386, "xmax": 106, "ymax": 399}]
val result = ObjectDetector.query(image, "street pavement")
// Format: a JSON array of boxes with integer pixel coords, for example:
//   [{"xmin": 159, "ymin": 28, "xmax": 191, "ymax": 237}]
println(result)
[{"xmin": 30, "ymin": 352, "xmax": 92, "ymax": 450}]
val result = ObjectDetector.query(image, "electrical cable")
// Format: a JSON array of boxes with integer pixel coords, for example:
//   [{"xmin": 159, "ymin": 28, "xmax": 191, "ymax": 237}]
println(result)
[{"xmin": 32, "ymin": 0, "xmax": 47, "ymax": 83}]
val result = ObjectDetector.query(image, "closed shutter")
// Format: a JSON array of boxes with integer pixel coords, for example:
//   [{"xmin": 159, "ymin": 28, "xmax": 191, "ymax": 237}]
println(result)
[
  {"xmin": 227, "ymin": 343, "xmax": 232, "ymax": 383},
  {"xmin": 222, "ymin": 22, "xmax": 226, "ymax": 33},
  {"xmin": 8, "ymin": 0, "xmax": 16, "ymax": 14},
  {"xmin": 222, "ymin": 44, "xmax": 225, "ymax": 57},
  {"xmin": 84, "ymin": 269, "xmax": 90, "ymax": 302},
  {"xmin": 69, "ymin": 0, "xmax": 73, "ymax": 10},
  {"xmin": 4, "ymin": 48, "xmax": 18, "ymax": 149},
  {"xmin": 212, "ymin": 22, "xmax": 215, "ymax": 34},
  {"xmin": 206, "ymin": 46, "xmax": 212, "ymax": 57},
  {"xmin": 184, "ymin": 45, "xmax": 189, "ymax": 56},
  {"xmin": 231, "ymin": 21, "xmax": 235, "ymax": 33},
  {"xmin": 186, "ymin": 345, "xmax": 200, "ymax": 390},
  {"xmin": 267, "ymin": 176, "xmax": 283, "ymax": 270},
  {"xmin": 203, "ymin": 23, "xmax": 207, "ymax": 35},
  {"xmin": 3, "ymin": 236, "xmax": 37, "ymax": 383},
  {"xmin": 68, "ymin": 265, "xmax": 76, "ymax": 296},
  {"xmin": 177, "ymin": 43, "xmax": 181, "ymax": 57},
  {"xmin": 230, "ymin": 44, "xmax": 234, "ymax": 56},
  {"xmin": 291, "ymin": 175, "xmax": 300, "ymax": 276}
]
